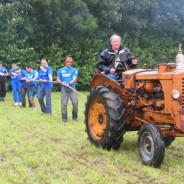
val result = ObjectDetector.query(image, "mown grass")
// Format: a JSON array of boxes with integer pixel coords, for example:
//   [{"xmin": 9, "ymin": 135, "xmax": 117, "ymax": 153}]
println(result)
[{"xmin": 0, "ymin": 92, "xmax": 184, "ymax": 184}]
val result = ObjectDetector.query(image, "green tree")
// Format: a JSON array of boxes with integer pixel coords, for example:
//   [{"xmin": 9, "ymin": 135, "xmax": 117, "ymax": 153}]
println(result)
[{"xmin": 0, "ymin": 0, "xmax": 184, "ymax": 90}]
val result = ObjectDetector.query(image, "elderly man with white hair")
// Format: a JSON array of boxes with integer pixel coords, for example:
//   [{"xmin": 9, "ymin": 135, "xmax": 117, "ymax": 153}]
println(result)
[{"xmin": 96, "ymin": 34, "xmax": 137, "ymax": 80}]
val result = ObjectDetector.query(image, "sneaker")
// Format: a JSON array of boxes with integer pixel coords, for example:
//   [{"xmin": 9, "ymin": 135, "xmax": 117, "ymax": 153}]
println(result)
[
  {"xmin": 73, "ymin": 118, "xmax": 78, "ymax": 121},
  {"xmin": 62, "ymin": 119, "xmax": 67, "ymax": 122},
  {"xmin": 14, "ymin": 102, "xmax": 18, "ymax": 106},
  {"xmin": 19, "ymin": 102, "xmax": 22, "ymax": 106}
]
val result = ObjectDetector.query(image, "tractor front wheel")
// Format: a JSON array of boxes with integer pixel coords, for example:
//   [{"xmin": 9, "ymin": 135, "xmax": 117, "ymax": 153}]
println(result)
[{"xmin": 138, "ymin": 123, "xmax": 165, "ymax": 167}]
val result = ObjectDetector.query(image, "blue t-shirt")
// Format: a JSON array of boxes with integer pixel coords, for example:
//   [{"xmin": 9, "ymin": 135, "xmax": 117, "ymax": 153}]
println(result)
[
  {"xmin": 26, "ymin": 70, "xmax": 39, "ymax": 85},
  {"xmin": 39, "ymin": 66, "xmax": 53, "ymax": 89},
  {"xmin": 57, "ymin": 66, "xmax": 78, "ymax": 89},
  {"xmin": 0, "ymin": 66, "xmax": 8, "ymax": 79},
  {"xmin": 18, "ymin": 69, "xmax": 27, "ymax": 86},
  {"xmin": 9, "ymin": 68, "xmax": 17, "ymax": 80}
]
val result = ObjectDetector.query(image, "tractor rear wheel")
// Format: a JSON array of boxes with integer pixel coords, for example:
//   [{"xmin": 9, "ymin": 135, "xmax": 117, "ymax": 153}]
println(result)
[
  {"xmin": 138, "ymin": 123, "xmax": 165, "ymax": 167},
  {"xmin": 84, "ymin": 86, "xmax": 126, "ymax": 150}
]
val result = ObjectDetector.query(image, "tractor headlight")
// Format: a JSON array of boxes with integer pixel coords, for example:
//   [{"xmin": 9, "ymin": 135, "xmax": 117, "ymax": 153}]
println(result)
[{"xmin": 172, "ymin": 89, "xmax": 180, "ymax": 99}]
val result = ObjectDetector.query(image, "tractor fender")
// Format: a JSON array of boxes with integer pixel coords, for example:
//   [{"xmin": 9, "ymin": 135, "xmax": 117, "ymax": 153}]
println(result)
[{"xmin": 90, "ymin": 73, "xmax": 122, "ymax": 95}]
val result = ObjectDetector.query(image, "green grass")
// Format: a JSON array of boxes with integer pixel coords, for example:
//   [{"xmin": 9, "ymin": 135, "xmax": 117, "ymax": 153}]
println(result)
[{"xmin": 0, "ymin": 92, "xmax": 184, "ymax": 184}]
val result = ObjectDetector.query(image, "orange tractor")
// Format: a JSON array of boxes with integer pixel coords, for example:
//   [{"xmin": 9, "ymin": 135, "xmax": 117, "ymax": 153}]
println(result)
[{"xmin": 84, "ymin": 44, "xmax": 184, "ymax": 167}]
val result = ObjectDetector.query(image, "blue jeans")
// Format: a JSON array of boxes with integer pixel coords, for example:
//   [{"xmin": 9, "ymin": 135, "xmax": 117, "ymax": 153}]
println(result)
[
  {"xmin": 106, "ymin": 74, "xmax": 116, "ymax": 80},
  {"xmin": 38, "ymin": 88, "xmax": 52, "ymax": 114},
  {"xmin": 29, "ymin": 85, "xmax": 40, "ymax": 99},
  {"xmin": 11, "ymin": 80, "xmax": 22, "ymax": 102}
]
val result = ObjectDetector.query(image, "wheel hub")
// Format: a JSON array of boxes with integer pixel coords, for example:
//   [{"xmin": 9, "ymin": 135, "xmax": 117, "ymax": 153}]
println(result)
[
  {"xmin": 88, "ymin": 98, "xmax": 107, "ymax": 140},
  {"xmin": 98, "ymin": 113, "xmax": 103, "ymax": 124},
  {"xmin": 141, "ymin": 132, "xmax": 154, "ymax": 160}
]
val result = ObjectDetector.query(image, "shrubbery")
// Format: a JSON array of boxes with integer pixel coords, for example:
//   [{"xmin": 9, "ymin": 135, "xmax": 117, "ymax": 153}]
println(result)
[{"xmin": 0, "ymin": 0, "xmax": 183, "ymax": 90}]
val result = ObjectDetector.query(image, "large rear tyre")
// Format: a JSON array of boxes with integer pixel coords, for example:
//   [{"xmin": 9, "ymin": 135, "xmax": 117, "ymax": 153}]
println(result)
[
  {"xmin": 138, "ymin": 124, "xmax": 165, "ymax": 167},
  {"xmin": 84, "ymin": 86, "xmax": 126, "ymax": 150}
]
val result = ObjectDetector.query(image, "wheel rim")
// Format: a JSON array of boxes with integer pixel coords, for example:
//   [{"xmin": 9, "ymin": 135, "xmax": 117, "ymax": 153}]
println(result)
[
  {"xmin": 140, "ymin": 132, "xmax": 154, "ymax": 161},
  {"xmin": 88, "ymin": 98, "xmax": 107, "ymax": 141}
]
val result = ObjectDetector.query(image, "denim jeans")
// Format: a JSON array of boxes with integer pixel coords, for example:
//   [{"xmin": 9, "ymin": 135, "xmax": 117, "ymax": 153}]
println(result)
[
  {"xmin": 38, "ymin": 88, "xmax": 52, "ymax": 114},
  {"xmin": 11, "ymin": 80, "xmax": 22, "ymax": 102},
  {"xmin": 61, "ymin": 88, "xmax": 78, "ymax": 120},
  {"xmin": 106, "ymin": 73, "xmax": 116, "ymax": 80},
  {"xmin": 29, "ymin": 85, "xmax": 40, "ymax": 99}
]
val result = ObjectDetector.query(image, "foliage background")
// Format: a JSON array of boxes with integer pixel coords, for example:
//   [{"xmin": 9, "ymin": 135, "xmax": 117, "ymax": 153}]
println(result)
[{"xmin": 0, "ymin": 0, "xmax": 184, "ymax": 90}]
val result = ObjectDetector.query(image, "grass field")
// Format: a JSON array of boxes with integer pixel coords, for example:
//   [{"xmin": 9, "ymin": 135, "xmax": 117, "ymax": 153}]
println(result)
[{"xmin": 0, "ymin": 92, "xmax": 184, "ymax": 184}]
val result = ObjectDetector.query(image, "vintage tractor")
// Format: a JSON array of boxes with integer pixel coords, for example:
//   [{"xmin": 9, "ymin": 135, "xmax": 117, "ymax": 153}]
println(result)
[{"xmin": 84, "ymin": 44, "xmax": 184, "ymax": 167}]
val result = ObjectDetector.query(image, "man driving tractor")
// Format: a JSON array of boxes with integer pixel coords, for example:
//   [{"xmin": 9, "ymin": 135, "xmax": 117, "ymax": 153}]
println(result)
[{"xmin": 96, "ymin": 34, "xmax": 137, "ymax": 80}]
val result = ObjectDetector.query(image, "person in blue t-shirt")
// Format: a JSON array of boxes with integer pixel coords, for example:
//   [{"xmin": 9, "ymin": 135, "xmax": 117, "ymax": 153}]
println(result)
[
  {"xmin": 56, "ymin": 56, "xmax": 78, "ymax": 122},
  {"xmin": 26, "ymin": 64, "xmax": 40, "ymax": 110},
  {"xmin": 18, "ymin": 68, "xmax": 32, "ymax": 107},
  {"xmin": 38, "ymin": 58, "xmax": 53, "ymax": 114},
  {"xmin": 9, "ymin": 65, "xmax": 23, "ymax": 106},
  {"xmin": 0, "ymin": 61, "xmax": 8, "ymax": 101}
]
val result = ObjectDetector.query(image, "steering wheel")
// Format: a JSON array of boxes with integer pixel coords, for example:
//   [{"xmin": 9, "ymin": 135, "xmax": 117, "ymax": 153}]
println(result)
[{"xmin": 115, "ymin": 52, "xmax": 134, "ymax": 73}]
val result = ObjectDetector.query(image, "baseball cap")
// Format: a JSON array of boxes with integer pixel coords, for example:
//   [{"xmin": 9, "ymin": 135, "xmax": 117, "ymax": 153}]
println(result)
[{"xmin": 65, "ymin": 56, "xmax": 73, "ymax": 63}]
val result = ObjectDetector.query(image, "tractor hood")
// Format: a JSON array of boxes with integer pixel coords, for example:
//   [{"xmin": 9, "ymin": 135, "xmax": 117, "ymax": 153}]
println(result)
[{"xmin": 122, "ymin": 63, "xmax": 184, "ymax": 89}]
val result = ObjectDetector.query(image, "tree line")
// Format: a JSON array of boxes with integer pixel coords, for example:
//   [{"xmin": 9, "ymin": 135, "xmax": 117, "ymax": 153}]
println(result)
[{"xmin": 0, "ymin": 0, "xmax": 184, "ymax": 90}]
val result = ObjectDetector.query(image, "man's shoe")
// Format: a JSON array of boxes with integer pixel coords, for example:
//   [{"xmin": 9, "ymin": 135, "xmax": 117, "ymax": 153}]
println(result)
[
  {"xmin": 73, "ymin": 118, "xmax": 78, "ymax": 121},
  {"xmin": 62, "ymin": 119, "xmax": 67, "ymax": 122},
  {"xmin": 14, "ymin": 102, "xmax": 18, "ymax": 107}
]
